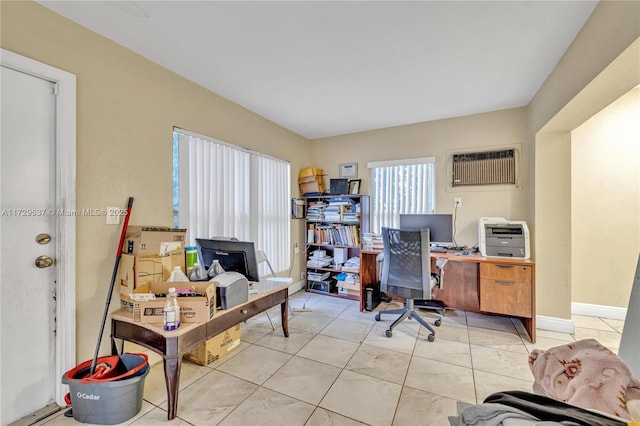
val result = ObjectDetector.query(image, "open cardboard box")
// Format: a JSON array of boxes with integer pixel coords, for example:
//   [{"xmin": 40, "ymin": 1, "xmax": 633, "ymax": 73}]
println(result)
[
  {"xmin": 117, "ymin": 248, "xmax": 185, "ymax": 293},
  {"xmin": 123, "ymin": 226, "xmax": 187, "ymax": 256},
  {"xmin": 298, "ymin": 167, "xmax": 325, "ymax": 194},
  {"xmin": 119, "ymin": 281, "xmax": 216, "ymax": 324}
]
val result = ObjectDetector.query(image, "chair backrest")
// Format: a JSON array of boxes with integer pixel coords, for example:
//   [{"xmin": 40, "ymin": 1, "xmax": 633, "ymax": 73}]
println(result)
[
  {"xmin": 380, "ymin": 227, "xmax": 432, "ymax": 300},
  {"xmin": 256, "ymin": 249, "xmax": 275, "ymax": 277}
]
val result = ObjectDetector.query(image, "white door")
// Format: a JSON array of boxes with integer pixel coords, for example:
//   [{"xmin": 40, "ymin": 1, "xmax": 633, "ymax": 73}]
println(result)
[{"xmin": 1, "ymin": 66, "xmax": 58, "ymax": 425}]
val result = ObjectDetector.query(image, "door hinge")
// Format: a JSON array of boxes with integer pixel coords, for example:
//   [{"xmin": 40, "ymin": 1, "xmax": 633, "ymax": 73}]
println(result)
[{"xmin": 52, "ymin": 83, "xmax": 59, "ymax": 96}]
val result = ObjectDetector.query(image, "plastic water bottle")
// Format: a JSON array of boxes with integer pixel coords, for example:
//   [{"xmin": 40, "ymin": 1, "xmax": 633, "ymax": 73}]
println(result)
[
  {"xmin": 163, "ymin": 287, "xmax": 180, "ymax": 331},
  {"xmin": 188, "ymin": 263, "xmax": 207, "ymax": 281},
  {"xmin": 168, "ymin": 266, "xmax": 189, "ymax": 282},
  {"xmin": 208, "ymin": 259, "xmax": 225, "ymax": 279}
]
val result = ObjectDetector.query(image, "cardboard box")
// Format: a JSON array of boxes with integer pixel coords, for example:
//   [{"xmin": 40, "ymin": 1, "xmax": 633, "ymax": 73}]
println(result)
[
  {"xmin": 120, "ymin": 281, "xmax": 216, "ymax": 324},
  {"xmin": 338, "ymin": 287, "xmax": 360, "ymax": 297},
  {"xmin": 337, "ymin": 280, "xmax": 360, "ymax": 292},
  {"xmin": 117, "ymin": 248, "xmax": 186, "ymax": 293},
  {"xmin": 183, "ymin": 324, "xmax": 242, "ymax": 366},
  {"xmin": 300, "ymin": 180, "xmax": 325, "ymax": 194},
  {"xmin": 298, "ymin": 167, "xmax": 325, "ymax": 194},
  {"xmin": 123, "ymin": 226, "xmax": 187, "ymax": 256},
  {"xmin": 298, "ymin": 167, "xmax": 323, "ymax": 183}
]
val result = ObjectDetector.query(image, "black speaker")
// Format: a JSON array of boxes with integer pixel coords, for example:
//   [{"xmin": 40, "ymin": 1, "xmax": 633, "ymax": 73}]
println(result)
[{"xmin": 364, "ymin": 284, "xmax": 381, "ymax": 311}]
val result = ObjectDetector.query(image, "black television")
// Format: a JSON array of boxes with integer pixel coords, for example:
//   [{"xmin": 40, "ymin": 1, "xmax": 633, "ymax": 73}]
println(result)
[
  {"xmin": 195, "ymin": 238, "xmax": 260, "ymax": 282},
  {"xmin": 399, "ymin": 214, "xmax": 453, "ymax": 246}
]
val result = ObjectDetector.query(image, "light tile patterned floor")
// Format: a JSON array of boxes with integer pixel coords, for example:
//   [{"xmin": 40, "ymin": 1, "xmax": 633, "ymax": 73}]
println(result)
[{"xmin": 38, "ymin": 290, "xmax": 624, "ymax": 426}]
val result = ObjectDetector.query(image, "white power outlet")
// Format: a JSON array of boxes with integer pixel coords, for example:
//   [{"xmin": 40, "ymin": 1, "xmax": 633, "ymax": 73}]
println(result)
[
  {"xmin": 106, "ymin": 206, "xmax": 120, "ymax": 225},
  {"xmin": 454, "ymin": 197, "xmax": 462, "ymax": 208}
]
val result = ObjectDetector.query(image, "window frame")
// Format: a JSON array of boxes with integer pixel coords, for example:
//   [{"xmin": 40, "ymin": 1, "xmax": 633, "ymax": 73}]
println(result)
[
  {"xmin": 367, "ymin": 157, "xmax": 436, "ymax": 234},
  {"xmin": 173, "ymin": 128, "xmax": 291, "ymax": 275}
]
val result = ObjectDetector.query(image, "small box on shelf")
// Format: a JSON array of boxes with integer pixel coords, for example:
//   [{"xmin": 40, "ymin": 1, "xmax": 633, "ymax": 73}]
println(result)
[{"xmin": 309, "ymin": 279, "xmax": 337, "ymax": 293}]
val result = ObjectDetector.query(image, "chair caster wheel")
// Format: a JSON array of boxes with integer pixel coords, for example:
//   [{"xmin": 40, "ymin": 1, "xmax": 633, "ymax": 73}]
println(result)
[
  {"xmin": 434, "ymin": 319, "xmax": 441, "ymax": 327},
  {"xmin": 427, "ymin": 334, "xmax": 435, "ymax": 342},
  {"xmin": 385, "ymin": 329, "xmax": 393, "ymax": 338},
  {"xmin": 375, "ymin": 313, "xmax": 381, "ymax": 321}
]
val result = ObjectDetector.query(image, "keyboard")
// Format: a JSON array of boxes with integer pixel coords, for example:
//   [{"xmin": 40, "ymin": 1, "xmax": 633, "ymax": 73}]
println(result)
[{"xmin": 430, "ymin": 246, "xmax": 448, "ymax": 253}]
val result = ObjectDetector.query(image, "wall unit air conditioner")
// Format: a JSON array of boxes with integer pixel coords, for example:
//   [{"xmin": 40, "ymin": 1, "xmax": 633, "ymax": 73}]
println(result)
[{"xmin": 452, "ymin": 148, "xmax": 516, "ymax": 187}]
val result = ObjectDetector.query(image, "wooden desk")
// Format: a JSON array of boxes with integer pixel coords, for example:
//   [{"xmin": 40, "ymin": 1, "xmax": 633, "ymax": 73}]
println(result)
[
  {"xmin": 360, "ymin": 250, "xmax": 536, "ymax": 342},
  {"xmin": 110, "ymin": 280, "xmax": 290, "ymax": 420}
]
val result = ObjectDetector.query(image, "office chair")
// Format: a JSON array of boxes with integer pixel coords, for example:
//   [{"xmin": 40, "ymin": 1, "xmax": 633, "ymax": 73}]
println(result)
[
  {"xmin": 374, "ymin": 227, "xmax": 447, "ymax": 342},
  {"xmin": 256, "ymin": 249, "xmax": 294, "ymax": 330}
]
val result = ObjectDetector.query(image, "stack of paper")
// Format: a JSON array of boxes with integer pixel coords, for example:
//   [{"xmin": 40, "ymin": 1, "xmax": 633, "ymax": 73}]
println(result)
[
  {"xmin": 362, "ymin": 233, "xmax": 383, "ymax": 250},
  {"xmin": 307, "ymin": 255, "xmax": 332, "ymax": 268}
]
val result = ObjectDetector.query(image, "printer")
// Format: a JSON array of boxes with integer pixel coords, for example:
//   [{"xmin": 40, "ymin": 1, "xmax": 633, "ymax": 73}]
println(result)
[
  {"xmin": 211, "ymin": 271, "xmax": 249, "ymax": 310},
  {"xmin": 478, "ymin": 217, "xmax": 530, "ymax": 259}
]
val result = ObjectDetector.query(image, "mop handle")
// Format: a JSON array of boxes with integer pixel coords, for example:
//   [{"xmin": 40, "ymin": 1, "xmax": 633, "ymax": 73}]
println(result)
[
  {"xmin": 116, "ymin": 197, "xmax": 134, "ymax": 256},
  {"xmin": 90, "ymin": 197, "xmax": 134, "ymax": 374}
]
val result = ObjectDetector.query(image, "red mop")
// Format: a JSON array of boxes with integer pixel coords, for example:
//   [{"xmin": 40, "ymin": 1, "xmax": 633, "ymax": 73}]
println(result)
[
  {"xmin": 66, "ymin": 197, "xmax": 136, "ymax": 383},
  {"xmin": 92, "ymin": 196, "xmax": 135, "ymax": 377}
]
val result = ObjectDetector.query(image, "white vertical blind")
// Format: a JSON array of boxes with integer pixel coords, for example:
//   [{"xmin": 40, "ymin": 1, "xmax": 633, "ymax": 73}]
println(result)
[
  {"xmin": 175, "ymin": 129, "xmax": 291, "ymax": 273},
  {"xmin": 250, "ymin": 155, "xmax": 291, "ymax": 272},
  {"xmin": 368, "ymin": 157, "xmax": 435, "ymax": 233}
]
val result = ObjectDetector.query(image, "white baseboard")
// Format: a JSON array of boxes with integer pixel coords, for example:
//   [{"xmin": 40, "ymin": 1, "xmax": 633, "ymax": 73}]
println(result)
[
  {"xmin": 536, "ymin": 315, "xmax": 575, "ymax": 334},
  {"xmin": 571, "ymin": 302, "xmax": 627, "ymax": 320},
  {"xmin": 287, "ymin": 280, "xmax": 305, "ymax": 294}
]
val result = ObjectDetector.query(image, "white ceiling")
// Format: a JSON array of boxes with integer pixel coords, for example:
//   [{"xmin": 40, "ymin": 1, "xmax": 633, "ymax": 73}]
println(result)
[{"xmin": 39, "ymin": 1, "xmax": 598, "ymax": 139}]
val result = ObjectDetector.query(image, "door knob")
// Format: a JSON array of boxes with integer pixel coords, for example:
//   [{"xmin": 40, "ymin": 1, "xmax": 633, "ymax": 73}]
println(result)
[
  {"xmin": 36, "ymin": 233, "xmax": 52, "ymax": 244},
  {"xmin": 35, "ymin": 255, "xmax": 55, "ymax": 268}
]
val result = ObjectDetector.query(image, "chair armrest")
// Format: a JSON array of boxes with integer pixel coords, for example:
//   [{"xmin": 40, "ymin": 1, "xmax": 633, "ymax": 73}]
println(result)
[{"xmin": 434, "ymin": 258, "xmax": 448, "ymax": 289}]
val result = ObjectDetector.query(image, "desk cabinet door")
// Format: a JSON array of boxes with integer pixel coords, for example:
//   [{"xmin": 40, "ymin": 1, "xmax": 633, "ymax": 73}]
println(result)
[{"xmin": 479, "ymin": 264, "xmax": 532, "ymax": 317}]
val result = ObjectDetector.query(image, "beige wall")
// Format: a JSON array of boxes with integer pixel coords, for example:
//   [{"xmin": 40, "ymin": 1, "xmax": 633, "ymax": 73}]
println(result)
[
  {"xmin": 529, "ymin": 0, "xmax": 640, "ymax": 318},
  {"xmin": 571, "ymin": 89, "xmax": 640, "ymax": 307},
  {"xmin": 534, "ymin": 132, "xmax": 573, "ymax": 318},
  {"xmin": 310, "ymin": 108, "xmax": 530, "ymax": 247},
  {"xmin": 1, "ymin": 1, "xmax": 311, "ymax": 361}
]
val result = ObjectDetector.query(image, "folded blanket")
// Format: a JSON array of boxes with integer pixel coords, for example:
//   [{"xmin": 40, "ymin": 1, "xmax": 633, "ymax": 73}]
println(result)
[{"xmin": 528, "ymin": 338, "xmax": 640, "ymax": 419}]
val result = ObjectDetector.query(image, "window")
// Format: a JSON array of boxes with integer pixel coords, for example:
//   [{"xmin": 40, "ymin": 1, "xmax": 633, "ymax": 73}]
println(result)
[
  {"xmin": 173, "ymin": 129, "xmax": 291, "ymax": 274},
  {"xmin": 367, "ymin": 157, "xmax": 435, "ymax": 233}
]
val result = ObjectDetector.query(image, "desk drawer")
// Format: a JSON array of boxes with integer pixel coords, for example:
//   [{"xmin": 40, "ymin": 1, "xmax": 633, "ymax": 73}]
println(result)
[
  {"xmin": 479, "ymin": 279, "xmax": 532, "ymax": 317},
  {"xmin": 480, "ymin": 263, "xmax": 531, "ymax": 282}
]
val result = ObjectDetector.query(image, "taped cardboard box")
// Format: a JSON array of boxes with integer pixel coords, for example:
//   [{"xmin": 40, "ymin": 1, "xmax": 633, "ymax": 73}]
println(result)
[
  {"xmin": 183, "ymin": 324, "xmax": 242, "ymax": 366},
  {"xmin": 300, "ymin": 180, "xmax": 326, "ymax": 194},
  {"xmin": 298, "ymin": 167, "xmax": 323, "ymax": 183},
  {"xmin": 117, "ymin": 248, "xmax": 185, "ymax": 293},
  {"xmin": 123, "ymin": 226, "xmax": 187, "ymax": 255},
  {"xmin": 119, "ymin": 281, "xmax": 216, "ymax": 324},
  {"xmin": 298, "ymin": 167, "xmax": 325, "ymax": 194}
]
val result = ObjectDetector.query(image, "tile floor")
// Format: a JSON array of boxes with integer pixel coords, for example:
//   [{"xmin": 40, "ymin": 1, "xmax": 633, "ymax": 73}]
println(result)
[{"xmin": 39, "ymin": 290, "xmax": 624, "ymax": 426}]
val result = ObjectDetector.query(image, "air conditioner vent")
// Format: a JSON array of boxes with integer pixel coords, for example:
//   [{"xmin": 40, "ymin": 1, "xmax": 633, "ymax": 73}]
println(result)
[{"xmin": 452, "ymin": 149, "xmax": 515, "ymax": 186}]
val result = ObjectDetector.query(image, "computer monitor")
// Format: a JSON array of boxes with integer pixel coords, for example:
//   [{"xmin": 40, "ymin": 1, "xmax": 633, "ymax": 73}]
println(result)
[
  {"xmin": 195, "ymin": 238, "xmax": 260, "ymax": 282},
  {"xmin": 399, "ymin": 214, "xmax": 454, "ymax": 246}
]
